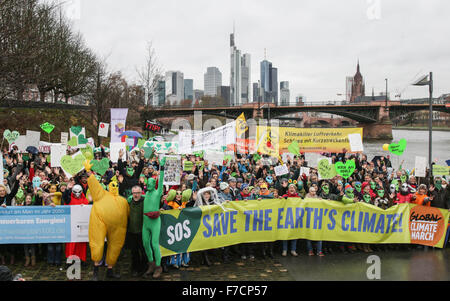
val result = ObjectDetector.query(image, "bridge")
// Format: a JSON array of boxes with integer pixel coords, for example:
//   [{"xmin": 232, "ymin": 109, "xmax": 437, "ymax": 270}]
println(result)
[
  {"xmin": 0, "ymin": 99, "xmax": 91, "ymax": 111},
  {"xmin": 141, "ymin": 99, "xmax": 450, "ymax": 140}
]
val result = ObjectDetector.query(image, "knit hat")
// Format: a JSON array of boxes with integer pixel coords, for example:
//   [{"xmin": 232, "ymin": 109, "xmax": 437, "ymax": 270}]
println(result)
[
  {"xmin": 345, "ymin": 183, "xmax": 353, "ymax": 191},
  {"xmin": 241, "ymin": 183, "xmax": 249, "ymax": 190},
  {"xmin": 228, "ymin": 177, "xmax": 237, "ymax": 183}
]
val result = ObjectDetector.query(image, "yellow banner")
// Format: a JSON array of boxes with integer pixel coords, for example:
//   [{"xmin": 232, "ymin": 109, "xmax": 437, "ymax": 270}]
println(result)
[
  {"xmin": 159, "ymin": 199, "xmax": 449, "ymax": 257},
  {"xmin": 256, "ymin": 127, "xmax": 363, "ymax": 154}
]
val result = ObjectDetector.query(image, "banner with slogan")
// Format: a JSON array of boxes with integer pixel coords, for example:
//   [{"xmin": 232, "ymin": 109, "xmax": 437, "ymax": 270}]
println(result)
[
  {"xmin": 0, "ymin": 205, "xmax": 91, "ymax": 244},
  {"xmin": 110, "ymin": 108, "xmax": 128, "ymax": 143},
  {"xmin": 256, "ymin": 127, "xmax": 364, "ymax": 154},
  {"xmin": 159, "ymin": 199, "xmax": 449, "ymax": 257}
]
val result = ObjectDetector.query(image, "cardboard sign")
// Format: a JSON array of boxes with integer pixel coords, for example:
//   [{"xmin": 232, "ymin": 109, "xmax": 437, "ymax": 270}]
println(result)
[
  {"xmin": 110, "ymin": 142, "xmax": 127, "ymax": 163},
  {"xmin": 61, "ymin": 132, "xmax": 69, "ymax": 145},
  {"xmin": 433, "ymin": 165, "xmax": 450, "ymax": 176},
  {"xmin": 144, "ymin": 120, "xmax": 162, "ymax": 133},
  {"xmin": 50, "ymin": 144, "xmax": 66, "ymax": 167},
  {"xmin": 40, "ymin": 122, "xmax": 55, "ymax": 134},
  {"xmin": 98, "ymin": 122, "xmax": 109, "ymax": 138},
  {"xmin": 348, "ymin": 133, "xmax": 364, "ymax": 152},
  {"xmin": 415, "ymin": 156, "xmax": 427, "ymax": 177},
  {"xmin": 25, "ymin": 130, "xmax": 41, "ymax": 148},
  {"xmin": 274, "ymin": 165, "xmax": 289, "ymax": 176},
  {"xmin": 163, "ymin": 155, "xmax": 181, "ymax": 185}
]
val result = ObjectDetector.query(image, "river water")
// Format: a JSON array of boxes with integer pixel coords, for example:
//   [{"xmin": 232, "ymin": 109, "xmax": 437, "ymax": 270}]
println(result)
[{"xmin": 364, "ymin": 130, "xmax": 450, "ymax": 170}]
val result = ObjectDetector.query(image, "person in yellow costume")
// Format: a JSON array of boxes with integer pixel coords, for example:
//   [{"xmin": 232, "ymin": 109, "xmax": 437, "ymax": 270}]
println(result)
[{"xmin": 83, "ymin": 160, "xmax": 129, "ymax": 281}]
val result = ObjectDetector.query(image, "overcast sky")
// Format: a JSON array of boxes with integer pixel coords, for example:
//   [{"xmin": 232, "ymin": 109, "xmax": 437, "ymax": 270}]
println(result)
[{"xmin": 63, "ymin": 0, "xmax": 450, "ymax": 102}]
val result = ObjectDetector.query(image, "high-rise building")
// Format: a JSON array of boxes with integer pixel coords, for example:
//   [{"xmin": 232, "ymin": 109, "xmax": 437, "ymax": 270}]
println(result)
[
  {"xmin": 280, "ymin": 81, "xmax": 290, "ymax": 105},
  {"xmin": 194, "ymin": 89, "xmax": 204, "ymax": 103},
  {"xmin": 241, "ymin": 53, "xmax": 251, "ymax": 104},
  {"xmin": 165, "ymin": 71, "xmax": 184, "ymax": 105},
  {"xmin": 230, "ymin": 30, "xmax": 251, "ymax": 106},
  {"xmin": 230, "ymin": 32, "xmax": 241, "ymax": 106},
  {"xmin": 217, "ymin": 86, "xmax": 231, "ymax": 105},
  {"xmin": 184, "ymin": 79, "xmax": 194, "ymax": 101},
  {"xmin": 345, "ymin": 76, "xmax": 353, "ymax": 102},
  {"xmin": 150, "ymin": 75, "xmax": 166, "ymax": 107},
  {"xmin": 204, "ymin": 67, "xmax": 222, "ymax": 96},
  {"xmin": 260, "ymin": 59, "xmax": 278, "ymax": 104}
]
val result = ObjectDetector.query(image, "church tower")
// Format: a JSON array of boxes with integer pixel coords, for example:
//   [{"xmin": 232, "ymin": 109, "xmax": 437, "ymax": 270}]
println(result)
[{"xmin": 350, "ymin": 60, "xmax": 365, "ymax": 103}]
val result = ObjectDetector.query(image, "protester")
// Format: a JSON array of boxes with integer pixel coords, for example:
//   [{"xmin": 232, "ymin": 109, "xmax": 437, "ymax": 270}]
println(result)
[{"xmin": 0, "ymin": 133, "xmax": 449, "ymax": 280}]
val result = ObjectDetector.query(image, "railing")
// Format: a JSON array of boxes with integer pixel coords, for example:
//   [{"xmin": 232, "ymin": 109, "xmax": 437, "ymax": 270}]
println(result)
[{"xmin": 146, "ymin": 98, "xmax": 447, "ymax": 110}]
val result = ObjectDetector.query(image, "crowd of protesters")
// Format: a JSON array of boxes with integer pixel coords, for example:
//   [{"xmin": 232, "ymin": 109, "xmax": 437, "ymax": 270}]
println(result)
[{"xmin": 0, "ymin": 143, "xmax": 449, "ymax": 279}]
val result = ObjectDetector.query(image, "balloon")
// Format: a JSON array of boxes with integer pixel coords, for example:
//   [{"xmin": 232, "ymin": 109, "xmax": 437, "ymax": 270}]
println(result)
[{"xmin": 382, "ymin": 144, "xmax": 389, "ymax": 151}]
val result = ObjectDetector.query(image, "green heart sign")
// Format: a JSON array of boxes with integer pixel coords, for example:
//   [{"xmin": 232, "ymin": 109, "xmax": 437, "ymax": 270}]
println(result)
[
  {"xmin": 335, "ymin": 160, "xmax": 356, "ymax": 179},
  {"xmin": 143, "ymin": 147, "xmax": 153, "ymax": 159},
  {"xmin": 40, "ymin": 122, "xmax": 55, "ymax": 134},
  {"xmin": 81, "ymin": 146, "xmax": 94, "ymax": 161},
  {"xmin": 91, "ymin": 158, "xmax": 110, "ymax": 176},
  {"xmin": 318, "ymin": 159, "xmax": 337, "ymax": 179},
  {"xmin": 78, "ymin": 134, "xmax": 88, "ymax": 145},
  {"xmin": 70, "ymin": 126, "xmax": 82, "ymax": 136},
  {"xmin": 68, "ymin": 136, "xmax": 78, "ymax": 147},
  {"xmin": 288, "ymin": 140, "xmax": 301, "ymax": 156},
  {"xmin": 388, "ymin": 139, "xmax": 407, "ymax": 156},
  {"xmin": 3, "ymin": 130, "xmax": 20, "ymax": 144},
  {"xmin": 159, "ymin": 207, "xmax": 202, "ymax": 254},
  {"xmin": 61, "ymin": 153, "xmax": 85, "ymax": 177}
]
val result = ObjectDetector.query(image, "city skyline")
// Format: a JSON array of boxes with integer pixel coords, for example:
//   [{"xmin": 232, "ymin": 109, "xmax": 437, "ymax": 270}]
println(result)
[{"xmin": 67, "ymin": 0, "xmax": 450, "ymax": 103}]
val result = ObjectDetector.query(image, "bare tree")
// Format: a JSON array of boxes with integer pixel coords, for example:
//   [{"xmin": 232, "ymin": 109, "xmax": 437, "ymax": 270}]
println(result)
[{"xmin": 136, "ymin": 41, "xmax": 163, "ymax": 107}]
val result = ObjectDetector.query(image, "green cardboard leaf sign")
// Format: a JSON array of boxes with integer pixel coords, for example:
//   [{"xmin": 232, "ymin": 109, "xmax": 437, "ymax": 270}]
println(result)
[
  {"xmin": 288, "ymin": 140, "xmax": 300, "ymax": 156},
  {"xmin": 335, "ymin": 160, "xmax": 356, "ymax": 179},
  {"xmin": 78, "ymin": 134, "xmax": 88, "ymax": 145},
  {"xmin": 70, "ymin": 126, "xmax": 82, "ymax": 136},
  {"xmin": 159, "ymin": 207, "xmax": 202, "ymax": 254},
  {"xmin": 3, "ymin": 130, "xmax": 20, "ymax": 144},
  {"xmin": 388, "ymin": 139, "xmax": 407, "ymax": 156},
  {"xmin": 61, "ymin": 153, "xmax": 85, "ymax": 176},
  {"xmin": 91, "ymin": 158, "xmax": 110, "ymax": 176},
  {"xmin": 68, "ymin": 136, "xmax": 78, "ymax": 147},
  {"xmin": 143, "ymin": 147, "xmax": 153, "ymax": 159},
  {"xmin": 40, "ymin": 122, "xmax": 55, "ymax": 134},
  {"xmin": 318, "ymin": 159, "xmax": 337, "ymax": 180},
  {"xmin": 81, "ymin": 146, "xmax": 94, "ymax": 161}
]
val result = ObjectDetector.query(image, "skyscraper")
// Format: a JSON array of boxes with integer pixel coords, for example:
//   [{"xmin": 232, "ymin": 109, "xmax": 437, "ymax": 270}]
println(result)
[
  {"xmin": 165, "ymin": 71, "xmax": 184, "ymax": 105},
  {"xmin": 184, "ymin": 79, "xmax": 194, "ymax": 101},
  {"xmin": 204, "ymin": 67, "xmax": 222, "ymax": 96},
  {"xmin": 217, "ymin": 86, "xmax": 231, "ymax": 105},
  {"xmin": 241, "ymin": 53, "xmax": 251, "ymax": 104},
  {"xmin": 230, "ymin": 30, "xmax": 251, "ymax": 106},
  {"xmin": 280, "ymin": 81, "xmax": 290, "ymax": 105},
  {"xmin": 260, "ymin": 59, "xmax": 278, "ymax": 104}
]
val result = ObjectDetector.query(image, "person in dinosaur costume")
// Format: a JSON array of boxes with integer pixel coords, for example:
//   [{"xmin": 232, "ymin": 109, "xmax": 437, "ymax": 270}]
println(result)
[
  {"xmin": 142, "ymin": 156, "xmax": 166, "ymax": 279},
  {"xmin": 83, "ymin": 160, "xmax": 129, "ymax": 281}
]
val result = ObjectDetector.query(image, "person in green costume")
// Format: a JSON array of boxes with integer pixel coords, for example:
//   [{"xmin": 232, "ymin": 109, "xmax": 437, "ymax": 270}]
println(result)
[{"xmin": 142, "ymin": 156, "xmax": 166, "ymax": 279}]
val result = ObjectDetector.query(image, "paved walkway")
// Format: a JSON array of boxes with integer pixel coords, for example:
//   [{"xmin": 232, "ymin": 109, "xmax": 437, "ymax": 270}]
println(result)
[{"xmin": 5, "ymin": 243, "xmax": 450, "ymax": 281}]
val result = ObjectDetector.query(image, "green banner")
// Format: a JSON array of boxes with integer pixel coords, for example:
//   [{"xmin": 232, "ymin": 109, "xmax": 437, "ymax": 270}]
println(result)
[{"xmin": 159, "ymin": 199, "xmax": 449, "ymax": 256}]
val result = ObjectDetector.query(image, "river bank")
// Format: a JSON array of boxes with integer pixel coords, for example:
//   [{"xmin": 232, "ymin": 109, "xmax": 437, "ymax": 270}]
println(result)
[{"xmin": 393, "ymin": 126, "xmax": 450, "ymax": 132}]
